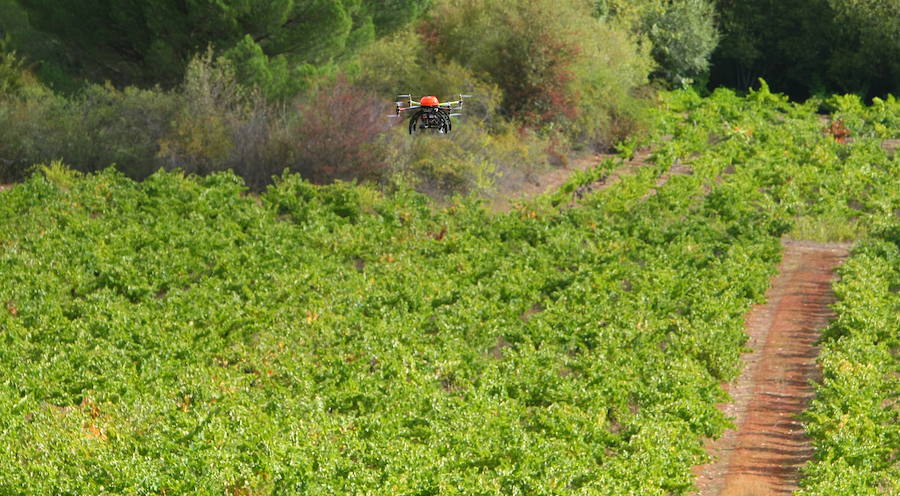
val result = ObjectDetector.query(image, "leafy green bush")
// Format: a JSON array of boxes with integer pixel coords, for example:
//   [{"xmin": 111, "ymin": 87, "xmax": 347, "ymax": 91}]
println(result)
[
  {"xmin": 570, "ymin": 22, "xmax": 653, "ymax": 150},
  {"xmin": 158, "ymin": 51, "xmax": 251, "ymax": 177},
  {"xmin": 0, "ymin": 82, "xmax": 181, "ymax": 182},
  {"xmin": 276, "ymin": 77, "xmax": 392, "ymax": 184},
  {"xmin": 643, "ymin": 0, "xmax": 719, "ymax": 87},
  {"xmin": 420, "ymin": 0, "xmax": 652, "ymax": 146},
  {"xmin": 383, "ymin": 118, "xmax": 570, "ymax": 200},
  {"xmin": 421, "ymin": 0, "xmax": 584, "ymax": 124},
  {"xmin": 350, "ymin": 29, "xmax": 503, "ymax": 124},
  {"xmin": 0, "ymin": 37, "xmax": 26, "ymax": 96},
  {"xmin": 0, "ymin": 53, "xmax": 390, "ymax": 189}
]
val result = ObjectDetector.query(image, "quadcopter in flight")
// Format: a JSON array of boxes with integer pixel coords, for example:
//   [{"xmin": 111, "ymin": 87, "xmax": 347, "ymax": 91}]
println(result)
[{"xmin": 391, "ymin": 94, "xmax": 471, "ymax": 134}]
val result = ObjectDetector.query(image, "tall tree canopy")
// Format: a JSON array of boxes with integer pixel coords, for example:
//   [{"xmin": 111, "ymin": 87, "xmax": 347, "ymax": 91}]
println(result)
[
  {"xmin": 710, "ymin": 0, "xmax": 899, "ymax": 98},
  {"xmin": 643, "ymin": 0, "xmax": 719, "ymax": 87},
  {"xmin": 14, "ymin": 0, "xmax": 429, "ymax": 88}
]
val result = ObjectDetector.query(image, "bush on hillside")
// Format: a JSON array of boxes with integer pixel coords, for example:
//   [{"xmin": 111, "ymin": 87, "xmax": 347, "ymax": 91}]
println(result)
[
  {"xmin": 418, "ymin": 0, "xmax": 584, "ymax": 125},
  {"xmin": 158, "ymin": 52, "xmax": 246, "ymax": 177},
  {"xmin": 643, "ymin": 0, "xmax": 719, "ymax": 87},
  {"xmin": 0, "ymin": 52, "xmax": 393, "ymax": 189},
  {"xmin": 571, "ymin": 22, "xmax": 653, "ymax": 150},
  {"xmin": 0, "ymin": 38, "xmax": 25, "ymax": 96},
  {"xmin": 350, "ymin": 30, "xmax": 503, "ymax": 125},
  {"xmin": 0, "ymin": 84, "xmax": 180, "ymax": 182},
  {"xmin": 275, "ymin": 78, "xmax": 392, "ymax": 184},
  {"xmin": 417, "ymin": 0, "xmax": 652, "ymax": 149},
  {"xmin": 384, "ymin": 117, "xmax": 573, "ymax": 200}
]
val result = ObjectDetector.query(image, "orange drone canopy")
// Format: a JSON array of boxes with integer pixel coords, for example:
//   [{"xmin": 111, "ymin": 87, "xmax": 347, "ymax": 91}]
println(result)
[{"xmin": 419, "ymin": 96, "xmax": 439, "ymax": 107}]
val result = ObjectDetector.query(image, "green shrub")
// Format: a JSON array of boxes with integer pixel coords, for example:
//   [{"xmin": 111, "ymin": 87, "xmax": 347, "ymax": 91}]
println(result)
[
  {"xmin": 0, "ymin": 53, "xmax": 388, "ymax": 190},
  {"xmin": 570, "ymin": 22, "xmax": 654, "ymax": 149},
  {"xmin": 420, "ymin": 0, "xmax": 586, "ymax": 125},
  {"xmin": 643, "ymin": 0, "xmax": 719, "ymax": 87},
  {"xmin": 158, "ymin": 51, "xmax": 246, "ymax": 177},
  {"xmin": 0, "ymin": 38, "xmax": 25, "ymax": 96},
  {"xmin": 0, "ymin": 81, "xmax": 180, "ymax": 182},
  {"xmin": 384, "ymin": 117, "xmax": 565, "ymax": 200},
  {"xmin": 418, "ymin": 0, "xmax": 652, "ymax": 149},
  {"xmin": 273, "ymin": 77, "xmax": 392, "ymax": 184},
  {"xmin": 350, "ymin": 30, "xmax": 503, "ymax": 124}
]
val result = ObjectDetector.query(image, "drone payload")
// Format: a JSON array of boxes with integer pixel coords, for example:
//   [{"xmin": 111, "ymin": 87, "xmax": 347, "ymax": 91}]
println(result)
[{"xmin": 390, "ymin": 94, "xmax": 471, "ymax": 134}]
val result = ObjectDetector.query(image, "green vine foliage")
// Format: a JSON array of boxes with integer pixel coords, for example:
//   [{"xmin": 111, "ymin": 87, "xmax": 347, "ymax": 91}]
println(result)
[
  {"xmin": 0, "ymin": 85, "xmax": 897, "ymax": 494},
  {"xmin": 797, "ymin": 239, "xmax": 900, "ymax": 495}
]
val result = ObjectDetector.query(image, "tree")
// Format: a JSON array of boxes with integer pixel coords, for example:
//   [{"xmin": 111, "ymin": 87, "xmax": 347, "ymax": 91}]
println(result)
[
  {"xmin": 421, "ymin": 0, "xmax": 624, "ymax": 124},
  {"xmin": 710, "ymin": 0, "xmax": 899, "ymax": 99},
  {"xmin": 418, "ymin": 0, "xmax": 651, "ymax": 148},
  {"xmin": 825, "ymin": 0, "xmax": 900, "ymax": 96},
  {"xmin": 644, "ymin": 0, "xmax": 719, "ymax": 87},
  {"xmin": 13, "ymin": 0, "xmax": 429, "ymax": 90},
  {"xmin": 828, "ymin": 0, "xmax": 900, "ymax": 44}
]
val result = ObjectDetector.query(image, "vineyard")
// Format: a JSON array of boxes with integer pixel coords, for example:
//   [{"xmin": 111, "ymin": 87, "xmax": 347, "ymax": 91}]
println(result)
[
  {"xmin": 0, "ymin": 86, "xmax": 897, "ymax": 495},
  {"xmin": 798, "ymin": 236, "xmax": 899, "ymax": 495}
]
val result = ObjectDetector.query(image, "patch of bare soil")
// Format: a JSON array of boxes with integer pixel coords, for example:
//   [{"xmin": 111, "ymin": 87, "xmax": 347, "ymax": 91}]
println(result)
[
  {"xmin": 0, "ymin": 184, "xmax": 12, "ymax": 192},
  {"xmin": 694, "ymin": 240, "xmax": 851, "ymax": 496}
]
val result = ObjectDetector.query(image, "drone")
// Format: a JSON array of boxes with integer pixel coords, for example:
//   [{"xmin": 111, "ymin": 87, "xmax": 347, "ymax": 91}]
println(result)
[{"xmin": 390, "ymin": 94, "xmax": 472, "ymax": 134}]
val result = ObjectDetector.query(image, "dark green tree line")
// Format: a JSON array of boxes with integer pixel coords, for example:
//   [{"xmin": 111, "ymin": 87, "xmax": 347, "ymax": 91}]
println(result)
[
  {"xmin": 711, "ymin": 0, "xmax": 900, "ymax": 98},
  {"xmin": 9, "ymin": 0, "xmax": 428, "ymax": 92}
]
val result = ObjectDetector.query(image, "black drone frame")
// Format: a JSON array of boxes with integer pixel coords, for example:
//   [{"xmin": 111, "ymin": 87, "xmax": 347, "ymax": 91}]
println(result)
[{"xmin": 392, "ymin": 94, "xmax": 471, "ymax": 134}]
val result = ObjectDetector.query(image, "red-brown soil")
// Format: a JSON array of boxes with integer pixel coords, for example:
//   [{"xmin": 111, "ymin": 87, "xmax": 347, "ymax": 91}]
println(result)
[{"xmin": 694, "ymin": 240, "xmax": 851, "ymax": 496}]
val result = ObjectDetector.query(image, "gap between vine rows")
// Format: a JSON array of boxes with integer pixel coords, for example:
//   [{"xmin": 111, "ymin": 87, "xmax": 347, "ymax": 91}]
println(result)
[{"xmin": 693, "ymin": 240, "xmax": 851, "ymax": 496}]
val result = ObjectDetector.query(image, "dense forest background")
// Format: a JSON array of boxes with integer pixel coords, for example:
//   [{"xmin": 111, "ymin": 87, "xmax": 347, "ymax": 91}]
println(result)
[{"xmin": 0, "ymin": 0, "xmax": 897, "ymax": 192}]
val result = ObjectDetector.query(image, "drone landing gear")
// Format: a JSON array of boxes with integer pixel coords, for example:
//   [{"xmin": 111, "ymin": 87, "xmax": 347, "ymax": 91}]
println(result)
[{"xmin": 408, "ymin": 109, "xmax": 451, "ymax": 135}]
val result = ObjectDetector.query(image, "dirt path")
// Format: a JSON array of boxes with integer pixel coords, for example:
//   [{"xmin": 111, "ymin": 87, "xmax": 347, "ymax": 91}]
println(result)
[{"xmin": 694, "ymin": 240, "xmax": 851, "ymax": 496}]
